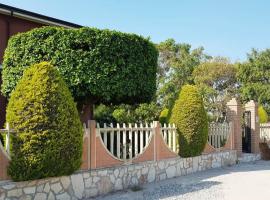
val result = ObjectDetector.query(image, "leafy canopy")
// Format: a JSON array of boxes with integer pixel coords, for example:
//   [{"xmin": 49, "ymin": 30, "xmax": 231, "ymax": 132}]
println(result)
[
  {"xmin": 193, "ymin": 57, "xmax": 238, "ymax": 121},
  {"xmin": 157, "ymin": 39, "xmax": 210, "ymax": 109},
  {"xmin": 238, "ymin": 49, "xmax": 270, "ymax": 113}
]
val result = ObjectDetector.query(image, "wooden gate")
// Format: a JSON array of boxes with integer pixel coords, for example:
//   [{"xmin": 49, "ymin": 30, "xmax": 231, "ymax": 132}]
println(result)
[{"xmin": 242, "ymin": 111, "xmax": 251, "ymax": 153}]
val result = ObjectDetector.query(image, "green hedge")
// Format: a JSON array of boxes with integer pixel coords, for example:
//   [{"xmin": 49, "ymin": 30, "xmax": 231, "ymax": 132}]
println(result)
[
  {"xmin": 170, "ymin": 85, "xmax": 208, "ymax": 157},
  {"xmin": 2, "ymin": 27, "xmax": 158, "ymax": 106},
  {"xmin": 6, "ymin": 62, "xmax": 83, "ymax": 181}
]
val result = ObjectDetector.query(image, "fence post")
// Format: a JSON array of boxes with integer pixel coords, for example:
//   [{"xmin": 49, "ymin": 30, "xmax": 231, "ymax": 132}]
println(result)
[
  {"xmin": 226, "ymin": 98, "xmax": 242, "ymax": 156},
  {"xmin": 153, "ymin": 121, "xmax": 160, "ymax": 161},
  {"xmin": 5, "ymin": 123, "xmax": 10, "ymax": 155},
  {"xmin": 245, "ymin": 100, "xmax": 260, "ymax": 154},
  {"xmin": 89, "ymin": 120, "xmax": 97, "ymax": 169}
]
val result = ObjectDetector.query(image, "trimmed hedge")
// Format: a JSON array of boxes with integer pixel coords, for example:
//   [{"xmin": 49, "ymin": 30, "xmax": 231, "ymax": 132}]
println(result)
[
  {"xmin": 2, "ymin": 27, "xmax": 158, "ymax": 106},
  {"xmin": 259, "ymin": 105, "xmax": 268, "ymax": 123},
  {"xmin": 170, "ymin": 85, "xmax": 208, "ymax": 157},
  {"xmin": 6, "ymin": 62, "xmax": 83, "ymax": 181}
]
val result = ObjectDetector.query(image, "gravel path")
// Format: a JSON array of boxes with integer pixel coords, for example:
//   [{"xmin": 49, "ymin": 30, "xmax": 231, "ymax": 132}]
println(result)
[{"xmin": 91, "ymin": 160, "xmax": 270, "ymax": 200}]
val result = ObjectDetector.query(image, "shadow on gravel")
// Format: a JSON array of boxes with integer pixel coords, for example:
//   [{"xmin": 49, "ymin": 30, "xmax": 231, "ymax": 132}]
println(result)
[
  {"xmin": 92, "ymin": 160, "xmax": 270, "ymax": 200},
  {"xmin": 141, "ymin": 181, "xmax": 221, "ymax": 200}
]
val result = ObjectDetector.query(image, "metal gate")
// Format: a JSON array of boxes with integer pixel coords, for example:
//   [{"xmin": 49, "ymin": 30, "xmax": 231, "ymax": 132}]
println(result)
[{"xmin": 242, "ymin": 111, "xmax": 251, "ymax": 153}]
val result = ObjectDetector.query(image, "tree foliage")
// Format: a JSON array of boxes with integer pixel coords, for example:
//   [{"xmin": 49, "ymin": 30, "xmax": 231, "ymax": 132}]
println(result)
[
  {"xmin": 157, "ymin": 39, "xmax": 210, "ymax": 109},
  {"xmin": 170, "ymin": 85, "xmax": 208, "ymax": 157},
  {"xmin": 238, "ymin": 49, "xmax": 270, "ymax": 113},
  {"xmin": 2, "ymin": 27, "xmax": 158, "ymax": 116},
  {"xmin": 193, "ymin": 57, "xmax": 238, "ymax": 121},
  {"xmin": 6, "ymin": 62, "xmax": 82, "ymax": 181}
]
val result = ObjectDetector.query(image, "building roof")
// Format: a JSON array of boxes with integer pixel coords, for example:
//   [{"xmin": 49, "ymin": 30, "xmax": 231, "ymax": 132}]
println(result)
[{"xmin": 0, "ymin": 3, "xmax": 82, "ymax": 28}]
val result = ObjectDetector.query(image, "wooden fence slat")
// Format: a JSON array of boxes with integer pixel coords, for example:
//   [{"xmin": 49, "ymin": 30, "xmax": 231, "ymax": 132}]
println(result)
[
  {"xmin": 140, "ymin": 124, "xmax": 143, "ymax": 153},
  {"xmin": 128, "ymin": 123, "xmax": 133, "ymax": 158},
  {"xmin": 134, "ymin": 123, "xmax": 138, "ymax": 156},
  {"xmin": 110, "ymin": 123, "xmax": 114, "ymax": 155},
  {"xmin": 103, "ymin": 123, "xmax": 107, "ymax": 148},
  {"xmin": 123, "ymin": 123, "xmax": 127, "ymax": 160},
  {"xmin": 168, "ymin": 124, "xmax": 172, "ymax": 148},
  {"xmin": 117, "ymin": 123, "xmax": 121, "ymax": 158}
]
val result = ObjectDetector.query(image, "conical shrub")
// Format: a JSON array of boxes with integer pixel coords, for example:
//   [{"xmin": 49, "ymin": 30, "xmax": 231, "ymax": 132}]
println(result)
[
  {"xmin": 6, "ymin": 62, "xmax": 83, "ymax": 181},
  {"xmin": 170, "ymin": 85, "xmax": 208, "ymax": 157}
]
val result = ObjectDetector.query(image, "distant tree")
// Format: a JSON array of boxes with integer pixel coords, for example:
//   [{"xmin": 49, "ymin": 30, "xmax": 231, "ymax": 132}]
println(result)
[
  {"xmin": 193, "ymin": 57, "xmax": 238, "ymax": 121},
  {"xmin": 157, "ymin": 39, "xmax": 210, "ymax": 109},
  {"xmin": 238, "ymin": 49, "xmax": 270, "ymax": 113}
]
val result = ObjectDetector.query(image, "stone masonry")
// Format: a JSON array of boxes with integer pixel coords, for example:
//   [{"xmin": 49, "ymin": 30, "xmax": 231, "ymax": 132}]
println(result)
[{"xmin": 0, "ymin": 150, "xmax": 237, "ymax": 200}]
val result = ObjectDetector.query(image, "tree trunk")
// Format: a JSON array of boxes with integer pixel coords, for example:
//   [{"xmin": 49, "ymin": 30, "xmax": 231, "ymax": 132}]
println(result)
[{"xmin": 80, "ymin": 102, "xmax": 94, "ymax": 126}]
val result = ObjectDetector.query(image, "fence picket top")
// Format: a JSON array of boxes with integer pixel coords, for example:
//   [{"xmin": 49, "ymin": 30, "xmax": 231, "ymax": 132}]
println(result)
[{"xmin": 96, "ymin": 121, "xmax": 179, "ymax": 131}]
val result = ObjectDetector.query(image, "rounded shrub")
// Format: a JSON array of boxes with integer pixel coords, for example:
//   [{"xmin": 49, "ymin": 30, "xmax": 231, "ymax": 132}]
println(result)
[
  {"xmin": 259, "ymin": 105, "xmax": 268, "ymax": 123},
  {"xmin": 6, "ymin": 62, "xmax": 83, "ymax": 181},
  {"xmin": 170, "ymin": 84, "xmax": 208, "ymax": 157},
  {"xmin": 159, "ymin": 108, "xmax": 169, "ymax": 124}
]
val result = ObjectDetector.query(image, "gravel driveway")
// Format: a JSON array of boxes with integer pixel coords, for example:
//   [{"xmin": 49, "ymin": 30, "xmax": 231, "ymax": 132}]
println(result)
[{"xmin": 91, "ymin": 160, "xmax": 270, "ymax": 200}]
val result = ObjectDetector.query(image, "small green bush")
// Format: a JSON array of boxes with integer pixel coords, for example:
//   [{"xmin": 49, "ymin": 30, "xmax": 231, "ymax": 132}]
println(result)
[
  {"xmin": 159, "ymin": 108, "xmax": 169, "ymax": 124},
  {"xmin": 134, "ymin": 103, "xmax": 160, "ymax": 123},
  {"xmin": 112, "ymin": 105, "xmax": 136, "ymax": 123},
  {"xmin": 170, "ymin": 84, "xmax": 208, "ymax": 157},
  {"xmin": 6, "ymin": 62, "xmax": 83, "ymax": 181},
  {"xmin": 94, "ymin": 104, "xmax": 115, "ymax": 124},
  {"xmin": 259, "ymin": 105, "xmax": 268, "ymax": 123}
]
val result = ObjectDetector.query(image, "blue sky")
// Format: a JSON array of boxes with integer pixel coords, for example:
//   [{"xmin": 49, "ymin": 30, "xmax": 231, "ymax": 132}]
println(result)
[{"xmin": 1, "ymin": 0, "xmax": 270, "ymax": 61}]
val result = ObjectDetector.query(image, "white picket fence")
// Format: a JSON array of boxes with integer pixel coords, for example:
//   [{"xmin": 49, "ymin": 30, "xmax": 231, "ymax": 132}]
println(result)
[
  {"xmin": 0, "ymin": 123, "xmax": 14, "ymax": 156},
  {"xmin": 161, "ymin": 123, "xmax": 177, "ymax": 152},
  {"xmin": 260, "ymin": 123, "xmax": 270, "ymax": 141},
  {"xmin": 97, "ymin": 122, "xmax": 154, "ymax": 160},
  {"xmin": 208, "ymin": 122, "xmax": 231, "ymax": 148},
  {"xmin": 1, "ymin": 121, "xmax": 232, "ymax": 160}
]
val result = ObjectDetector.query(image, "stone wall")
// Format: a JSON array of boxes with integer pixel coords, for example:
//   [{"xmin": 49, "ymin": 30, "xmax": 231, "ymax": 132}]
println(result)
[
  {"xmin": 238, "ymin": 153, "xmax": 261, "ymax": 163},
  {"xmin": 0, "ymin": 150, "xmax": 237, "ymax": 200}
]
